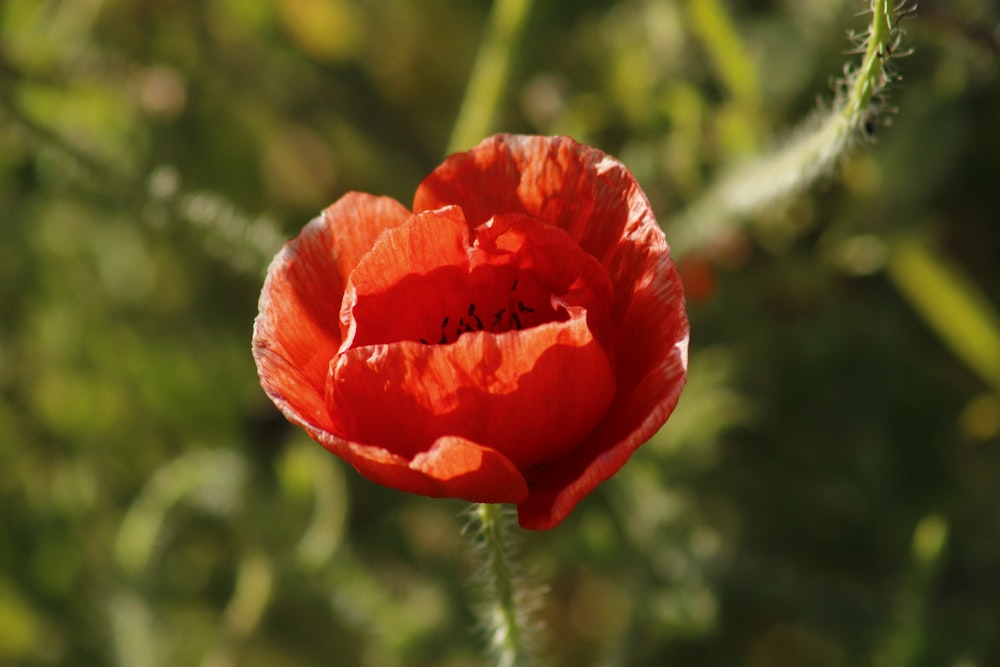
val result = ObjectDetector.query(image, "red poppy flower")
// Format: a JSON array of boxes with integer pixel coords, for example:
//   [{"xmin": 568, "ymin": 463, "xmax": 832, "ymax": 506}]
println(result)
[{"xmin": 253, "ymin": 134, "xmax": 688, "ymax": 529}]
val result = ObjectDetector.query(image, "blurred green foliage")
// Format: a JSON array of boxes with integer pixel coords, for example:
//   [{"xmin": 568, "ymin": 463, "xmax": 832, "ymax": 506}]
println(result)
[{"xmin": 2, "ymin": 0, "xmax": 1000, "ymax": 666}]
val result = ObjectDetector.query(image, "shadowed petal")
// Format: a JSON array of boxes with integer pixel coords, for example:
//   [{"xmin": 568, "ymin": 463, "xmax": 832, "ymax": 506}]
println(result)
[
  {"xmin": 255, "ymin": 136, "xmax": 688, "ymax": 529},
  {"xmin": 306, "ymin": 429, "xmax": 529, "ymax": 503},
  {"xmin": 328, "ymin": 309, "xmax": 616, "ymax": 471},
  {"xmin": 415, "ymin": 134, "xmax": 640, "ymax": 267},
  {"xmin": 339, "ymin": 205, "xmax": 473, "ymax": 350},
  {"xmin": 517, "ymin": 258, "xmax": 689, "ymax": 530},
  {"xmin": 415, "ymin": 135, "xmax": 689, "ymax": 529},
  {"xmin": 342, "ymin": 206, "xmax": 615, "ymax": 352},
  {"xmin": 252, "ymin": 192, "xmax": 410, "ymax": 433}
]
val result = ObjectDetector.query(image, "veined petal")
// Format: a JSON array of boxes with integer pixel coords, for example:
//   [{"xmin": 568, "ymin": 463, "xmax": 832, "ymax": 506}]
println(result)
[
  {"xmin": 339, "ymin": 205, "xmax": 473, "ymax": 350},
  {"xmin": 413, "ymin": 134, "xmax": 689, "ymax": 530},
  {"xmin": 327, "ymin": 308, "xmax": 616, "ymax": 471},
  {"xmin": 306, "ymin": 429, "xmax": 529, "ymax": 503},
  {"xmin": 341, "ymin": 207, "xmax": 615, "ymax": 353},
  {"xmin": 517, "ymin": 258, "xmax": 689, "ymax": 530},
  {"xmin": 252, "ymin": 192, "xmax": 410, "ymax": 432},
  {"xmin": 415, "ymin": 134, "xmax": 642, "ymax": 267},
  {"xmin": 254, "ymin": 135, "xmax": 688, "ymax": 530},
  {"xmin": 414, "ymin": 133, "xmax": 668, "ymax": 336}
]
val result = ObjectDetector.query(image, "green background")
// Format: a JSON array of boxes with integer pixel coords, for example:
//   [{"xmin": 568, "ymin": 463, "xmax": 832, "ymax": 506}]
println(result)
[{"xmin": 2, "ymin": 0, "xmax": 999, "ymax": 665}]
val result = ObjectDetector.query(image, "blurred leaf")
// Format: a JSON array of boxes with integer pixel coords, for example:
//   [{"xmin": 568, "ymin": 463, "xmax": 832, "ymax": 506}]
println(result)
[
  {"xmin": 888, "ymin": 236, "xmax": 1000, "ymax": 393},
  {"xmin": 0, "ymin": 579, "xmax": 41, "ymax": 662},
  {"xmin": 275, "ymin": 0, "xmax": 364, "ymax": 62},
  {"xmin": 114, "ymin": 450, "xmax": 249, "ymax": 578}
]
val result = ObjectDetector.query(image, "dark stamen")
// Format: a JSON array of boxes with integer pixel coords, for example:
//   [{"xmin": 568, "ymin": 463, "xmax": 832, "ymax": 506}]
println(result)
[
  {"xmin": 511, "ymin": 311, "xmax": 523, "ymax": 330},
  {"xmin": 518, "ymin": 300, "xmax": 534, "ymax": 313},
  {"xmin": 511, "ymin": 278, "xmax": 519, "ymax": 291},
  {"xmin": 466, "ymin": 304, "xmax": 484, "ymax": 329},
  {"xmin": 420, "ymin": 338, "xmax": 430, "ymax": 345},
  {"xmin": 441, "ymin": 316, "xmax": 449, "ymax": 328}
]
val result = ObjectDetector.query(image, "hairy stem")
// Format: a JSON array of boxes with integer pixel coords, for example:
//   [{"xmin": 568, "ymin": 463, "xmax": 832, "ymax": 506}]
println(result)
[
  {"xmin": 446, "ymin": 0, "xmax": 533, "ymax": 154},
  {"xmin": 669, "ymin": 0, "xmax": 913, "ymax": 258},
  {"xmin": 471, "ymin": 503, "xmax": 537, "ymax": 667}
]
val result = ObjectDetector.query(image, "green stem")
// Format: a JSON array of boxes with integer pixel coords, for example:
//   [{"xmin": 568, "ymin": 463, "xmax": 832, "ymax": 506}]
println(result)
[
  {"xmin": 446, "ymin": 0, "xmax": 533, "ymax": 155},
  {"xmin": 474, "ymin": 503, "xmax": 534, "ymax": 667},
  {"xmin": 846, "ymin": 0, "xmax": 897, "ymax": 121},
  {"xmin": 669, "ymin": 0, "xmax": 911, "ymax": 258}
]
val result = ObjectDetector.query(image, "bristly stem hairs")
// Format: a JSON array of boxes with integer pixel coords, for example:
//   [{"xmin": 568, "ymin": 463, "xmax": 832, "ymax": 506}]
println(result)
[
  {"xmin": 466, "ymin": 503, "xmax": 544, "ymax": 667},
  {"xmin": 669, "ymin": 0, "xmax": 917, "ymax": 258}
]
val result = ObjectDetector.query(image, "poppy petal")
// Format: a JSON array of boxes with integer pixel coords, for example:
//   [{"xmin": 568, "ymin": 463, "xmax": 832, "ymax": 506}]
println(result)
[
  {"xmin": 330, "ymin": 202, "xmax": 617, "ymax": 475},
  {"xmin": 305, "ymin": 429, "xmax": 529, "ymax": 503},
  {"xmin": 415, "ymin": 135, "xmax": 689, "ymax": 529},
  {"xmin": 414, "ymin": 133, "xmax": 665, "ymax": 331},
  {"xmin": 328, "ymin": 305, "xmax": 616, "ymax": 472},
  {"xmin": 341, "ymin": 205, "xmax": 615, "ymax": 353},
  {"xmin": 252, "ymin": 192, "xmax": 410, "ymax": 432},
  {"xmin": 255, "ymin": 135, "xmax": 688, "ymax": 529},
  {"xmin": 338, "ymin": 205, "xmax": 473, "ymax": 351},
  {"xmin": 517, "ymin": 258, "xmax": 689, "ymax": 530},
  {"xmin": 414, "ymin": 134, "xmax": 638, "ymax": 266}
]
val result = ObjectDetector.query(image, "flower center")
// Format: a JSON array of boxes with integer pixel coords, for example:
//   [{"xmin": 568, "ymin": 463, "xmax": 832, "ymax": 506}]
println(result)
[
  {"xmin": 420, "ymin": 278, "xmax": 543, "ymax": 346},
  {"xmin": 337, "ymin": 207, "xmax": 613, "ymax": 354},
  {"xmin": 326, "ymin": 207, "xmax": 619, "ymax": 469}
]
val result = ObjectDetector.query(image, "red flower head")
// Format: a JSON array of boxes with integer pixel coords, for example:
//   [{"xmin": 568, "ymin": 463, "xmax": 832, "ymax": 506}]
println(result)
[{"xmin": 253, "ymin": 134, "xmax": 689, "ymax": 529}]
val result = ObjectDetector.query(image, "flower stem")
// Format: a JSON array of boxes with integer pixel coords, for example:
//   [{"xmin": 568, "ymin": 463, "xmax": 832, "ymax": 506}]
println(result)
[
  {"xmin": 669, "ymin": 0, "xmax": 914, "ymax": 258},
  {"xmin": 446, "ymin": 0, "xmax": 533, "ymax": 155},
  {"xmin": 472, "ymin": 503, "xmax": 535, "ymax": 667}
]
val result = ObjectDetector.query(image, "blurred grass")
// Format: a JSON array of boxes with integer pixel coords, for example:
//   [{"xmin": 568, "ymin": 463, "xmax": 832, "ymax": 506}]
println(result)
[{"xmin": 2, "ymin": 0, "xmax": 1000, "ymax": 666}]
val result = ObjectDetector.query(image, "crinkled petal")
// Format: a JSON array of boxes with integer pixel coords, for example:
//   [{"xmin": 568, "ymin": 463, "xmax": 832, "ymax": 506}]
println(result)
[
  {"xmin": 414, "ymin": 132, "xmax": 673, "ymax": 335},
  {"xmin": 252, "ymin": 192, "xmax": 410, "ymax": 435},
  {"xmin": 328, "ymin": 307, "xmax": 616, "ymax": 472},
  {"xmin": 307, "ymin": 430, "xmax": 529, "ymax": 503},
  {"xmin": 341, "ymin": 205, "xmax": 614, "ymax": 353},
  {"xmin": 338, "ymin": 205, "xmax": 473, "ymax": 350},
  {"xmin": 415, "ymin": 135, "xmax": 689, "ymax": 530},
  {"xmin": 415, "ymin": 134, "xmax": 638, "ymax": 268},
  {"xmin": 517, "ymin": 259, "xmax": 689, "ymax": 530}
]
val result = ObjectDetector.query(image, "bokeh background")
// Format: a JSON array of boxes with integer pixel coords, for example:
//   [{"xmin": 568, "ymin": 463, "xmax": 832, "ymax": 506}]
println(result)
[{"xmin": 2, "ymin": 0, "xmax": 1000, "ymax": 666}]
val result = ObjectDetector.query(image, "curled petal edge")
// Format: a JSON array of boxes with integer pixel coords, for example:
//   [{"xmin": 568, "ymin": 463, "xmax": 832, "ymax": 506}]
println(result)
[
  {"xmin": 516, "ymin": 331, "xmax": 688, "ymax": 530},
  {"xmin": 254, "ymin": 349, "xmax": 529, "ymax": 505},
  {"xmin": 307, "ymin": 427, "xmax": 530, "ymax": 504},
  {"xmin": 251, "ymin": 192, "xmax": 412, "ymax": 402}
]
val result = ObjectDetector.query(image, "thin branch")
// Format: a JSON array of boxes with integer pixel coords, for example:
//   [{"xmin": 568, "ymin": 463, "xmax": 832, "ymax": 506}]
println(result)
[
  {"xmin": 467, "ymin": 503, "xmax": 542, "ymax": 667},
  {"xmin": 668, "ymin": 1, "xmax": 915, "ymax": 258}
]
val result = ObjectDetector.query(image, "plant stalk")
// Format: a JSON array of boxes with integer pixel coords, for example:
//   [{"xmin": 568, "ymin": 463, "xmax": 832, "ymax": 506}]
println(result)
[
  {"xmin": 669, "ymin": 0, "xmax": 911, "ymax": 258},
  {"xmin": 473, "ymin": 503, "xmax": 535, "ymax": 667}
]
